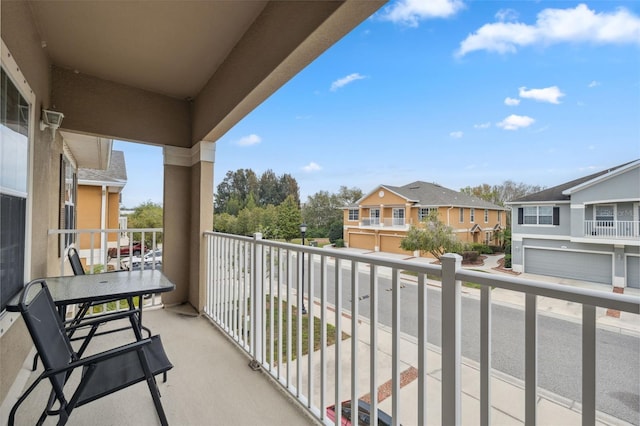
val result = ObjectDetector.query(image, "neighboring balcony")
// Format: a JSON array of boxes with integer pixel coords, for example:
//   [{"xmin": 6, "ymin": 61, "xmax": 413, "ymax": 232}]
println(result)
[
  {"xmin": 584, "ymin": 220, "xmax": 640, "ymax": 240},
  {"xmin": 6, "ymin": 229, "xmax": 639, "ymax": 425},
  {"xmin": 359, "ymin": 218, "xmax": 407, "ymax": 228}
]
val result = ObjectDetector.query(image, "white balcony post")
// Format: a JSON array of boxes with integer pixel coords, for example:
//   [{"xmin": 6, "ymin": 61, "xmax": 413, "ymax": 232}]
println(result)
[
  {"xmin": 441, "ymin": 253, "xmax": 462, "ymax": 426},
  {"xmin": 252, "ymin": 233, "xmax": 263, "ymax": 364}
]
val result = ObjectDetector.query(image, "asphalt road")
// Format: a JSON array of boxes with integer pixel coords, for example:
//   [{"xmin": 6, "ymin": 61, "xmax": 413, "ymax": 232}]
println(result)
[{"xmin": 302, "ymin": 262, "xmax": 640, "ymax": 424}]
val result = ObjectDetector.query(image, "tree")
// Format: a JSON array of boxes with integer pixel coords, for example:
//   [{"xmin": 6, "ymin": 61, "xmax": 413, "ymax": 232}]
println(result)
[
  {"xmin": 460, "ymin": 181, "xmax": 545, "ymax": 206},
  {"xmin": 302, "ymin": 186, "xmax": 363, "ymax": 238},
  {"xmin": 400, "ymin": 210, "xmax": 464, "ymax": 260},
  {"xmin": 275, "ymin": 195, "xmax": 302, "ymax": 242},
  {"xmin": 128, "ymin": 201, "xmax": 163, "ymax": 245}
]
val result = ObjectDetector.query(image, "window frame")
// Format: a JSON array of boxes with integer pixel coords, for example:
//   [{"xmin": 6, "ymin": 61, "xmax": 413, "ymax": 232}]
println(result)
[
  {"xmin": 594, "ymin": 204, "xmax": 615, "ymax": 227},
  {"xmin": 470, "ymin": 208, "xmax": 475, "ymax": 223},
  {"xmin": 348, "ymin": 208, "xmax": 359, "ymax": 222},
  {"xmin": 0, "ymin": 41, "xmax": 35, "ymax": 323},
  {"xmin": 518, "ymin": 206, "xmax": 560, "ymax": 226},
  {"xmin": 459, "ymin": 207, "xmax": 464, "ymax": 223},
  {"xmin": 484, "ymin": 209, "xmax": 489, "ymax": 223},
  {"xmin": 418, "ymin": 207, "xmax": 435, "ymax": 222}
]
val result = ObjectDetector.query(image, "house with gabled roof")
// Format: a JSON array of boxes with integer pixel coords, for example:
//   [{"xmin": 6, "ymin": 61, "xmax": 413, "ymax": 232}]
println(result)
[
  {"xmin": 343, "ymin": 181, "xmax": 507, "ymax": 256},
  {"xmin": 76, "ymin": 150, "xmax": 127, "ymax": 266},
  {"xmin": 507, "ymin": 159, "xmax": 640, "ymax": 289}
]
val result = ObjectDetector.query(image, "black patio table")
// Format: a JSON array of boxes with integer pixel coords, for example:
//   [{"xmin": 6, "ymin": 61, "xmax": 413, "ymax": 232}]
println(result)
[{"xmin": 7, "ymin": 269, "xmax": 175, "ymax": 344}]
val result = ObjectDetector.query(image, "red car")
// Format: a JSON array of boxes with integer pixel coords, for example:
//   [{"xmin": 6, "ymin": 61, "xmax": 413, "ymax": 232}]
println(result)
[{"xmin": 108, "ymin": 242, "xmax": 145, "ymax": 259}]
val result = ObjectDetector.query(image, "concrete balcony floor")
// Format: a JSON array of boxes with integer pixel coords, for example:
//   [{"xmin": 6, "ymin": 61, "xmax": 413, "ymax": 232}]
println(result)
[{"xmin": 6, "ymin": 306, "xmax": 316, "ymax": 425}]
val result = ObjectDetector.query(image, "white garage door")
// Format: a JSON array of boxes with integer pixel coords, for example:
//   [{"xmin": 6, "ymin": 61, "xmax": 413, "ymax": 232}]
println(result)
[{"xmin": 524, "ymin": 249, "xmax": 612, "ymax": 285}]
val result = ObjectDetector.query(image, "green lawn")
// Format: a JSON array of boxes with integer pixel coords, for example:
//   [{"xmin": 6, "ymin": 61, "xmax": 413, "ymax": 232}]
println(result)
[{"xmin": 264, "ymin": 296, "xmax": 349, "ymax": 363}]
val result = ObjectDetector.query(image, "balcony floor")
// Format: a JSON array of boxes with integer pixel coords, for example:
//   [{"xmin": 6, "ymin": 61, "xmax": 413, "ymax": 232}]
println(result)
[{"xmin": 5, "ymin": 306, "xmax": 317, "ymax": 425}]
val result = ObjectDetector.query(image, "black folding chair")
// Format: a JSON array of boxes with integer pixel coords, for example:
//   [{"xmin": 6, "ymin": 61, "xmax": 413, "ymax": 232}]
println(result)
[{"xmin": 9, "ymin": 279, "xmax": 173, "ymax": 426}]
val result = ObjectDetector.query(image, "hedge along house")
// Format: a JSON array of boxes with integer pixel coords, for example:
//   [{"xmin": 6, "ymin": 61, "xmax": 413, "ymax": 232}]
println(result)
[
  {"xmin": 507, "ymin": 159, "xmax": 640, "ymax": 289},
  {"xmin": 0, "ymin": 0, "xmax": 386, "ymax": 406},
  {"xmin": 343, "ymin": 181, "xmax": 507, "ymax": 256},
  {"xmin": 76, "ymin": 149, "xmax": 127, "ymax": 268}
]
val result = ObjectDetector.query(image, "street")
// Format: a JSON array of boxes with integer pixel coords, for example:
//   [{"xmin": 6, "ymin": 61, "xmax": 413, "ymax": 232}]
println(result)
[{"xmin": 301, "ymin": 261, "xmax": 640, "ymax": 424}]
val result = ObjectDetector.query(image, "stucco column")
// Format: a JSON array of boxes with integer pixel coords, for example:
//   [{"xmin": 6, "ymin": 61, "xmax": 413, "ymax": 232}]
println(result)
[{"xmin": 163, "ymin": 142, "xmax": 215, "ymax": 311}]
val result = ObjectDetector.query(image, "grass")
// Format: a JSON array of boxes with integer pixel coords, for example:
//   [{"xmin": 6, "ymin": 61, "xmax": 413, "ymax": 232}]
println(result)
[
  {"xmin": 264, "ymin": 296, "xmax": 349, "ymax": 363},
  {"xmin": 88, "ymin": 296, "xmax": 140, "ymax": 314}
]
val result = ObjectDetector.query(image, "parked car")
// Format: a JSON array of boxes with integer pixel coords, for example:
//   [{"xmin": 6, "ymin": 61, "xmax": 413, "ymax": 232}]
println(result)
[
  {"xmin": 108, "ymin": 242, "xmax": 145, "ymax": 259},
  {"xmin": 121, "ymin": 249, "xmax": 162, "ymax": 270},
  {"xmin": 326, "ymin": 400, "xmax": 392, "ymax": 426}
]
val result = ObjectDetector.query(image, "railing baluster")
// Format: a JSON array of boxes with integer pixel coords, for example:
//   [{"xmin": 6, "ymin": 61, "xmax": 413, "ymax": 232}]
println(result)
[
  {"xmin": 441, "ymin": 254, "xmax": 462, "ymax": 426},
  {"xmin": 418, "ymin": 272, "xmax": 427, "ymax": 426},
  {"xmin": 287, "ymin": 249, "xmax": 293, "ymax": 389},
  {"xmin": 277, "ymin": 247, "xmax": 283, "ymax": 380},
  {"xmin": 308, "ymin": 252, "xmax": 315, "ymax": 408},
  {"xmin": 296, "ymin": 247, "xmax": 303, "ymax": 397},
  {"xmin": 582, "ymin": 304, "xmax": 596, "ymax": 426},
  {"xmin": 525, "ymin": 293, "xmax": 538, "ymax": 425},
  {"xmin": 480, "ymin": 285, "xmax": 492, "ymax": 426},
  {"xmin": 335, "ymin": 258, "xmax": 343, "ymax": 426},
  {"xmin": 269, "ymin": 246, "xmax": 275, "ymax": 372},
  {"xmin": 392, "ymin": 268, "xmax": 400, "ymax": 426},
  {"xmin": 320, "ymin": 255, "xmax": 328, "ymax": 421},
  {"xmin": 370, "ymin": 264, "xmax": 379, "ymax": 426},
  {"xmin": 351, "ymin": 260, "xmax": 359, "ymax": 425}
]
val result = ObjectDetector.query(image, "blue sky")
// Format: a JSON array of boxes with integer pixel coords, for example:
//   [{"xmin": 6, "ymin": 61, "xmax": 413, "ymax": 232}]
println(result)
[{"xmin": 116, "ymin": 0, "xmax": 640, "ymax": 208}]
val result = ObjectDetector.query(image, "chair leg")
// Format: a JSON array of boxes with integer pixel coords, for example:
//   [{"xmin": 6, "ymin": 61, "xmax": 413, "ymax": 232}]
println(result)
[
  {"xmin": 32, "ymin": 353, "xmax": 39, "ymax": 371},
  {"xmin": 146, "ymin": 375, "xmax": 169, "ymax": 426}
]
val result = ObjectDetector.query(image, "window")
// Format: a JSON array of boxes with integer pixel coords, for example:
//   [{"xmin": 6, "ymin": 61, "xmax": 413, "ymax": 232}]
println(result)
[
  {"xmin": 392, "ymin": 208, "xmax": 405, "ymax": 226},
  {"xmin": 595, "ymin": 205, "xmax": 614, "ymax": 226},
  {"xmin": 498, "ymin": 210, "xmax": 502, "ymax": 223},
  {"xmin": 470, "ymin": 208, "xmax": 475, "ymax": 223},
  {"xmin": 348, "ymin": 208, "xmax": 359, "ymax": 221},
  {"xmin": 370, "ymin": 208, "xmax": 380, "ymax": 225},
  {"xmin": 418, "ymin": 207, "xmax": 435, "ymax": 221},
  {"xmin": 518, "ymin": 206, "xmax": 559, "ymax": 225},
  {"xmin": 459, "ymin": 207, "xmax": 464, "ymax": 223},
  {"xmin": 484, "ymin": 209, "xmax": 489, "ymax": 223},
  {"xmin": 1, "ymin": 66, "xmax": 30, "ymax": 311},
  {"xmin": 60, "ymin": 155, "xmax": 77, "ymax": 248}
]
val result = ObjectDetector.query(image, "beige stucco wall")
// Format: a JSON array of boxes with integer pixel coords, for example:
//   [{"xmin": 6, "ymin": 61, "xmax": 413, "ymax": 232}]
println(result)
[
  {"xmin": 107, "ymin": 192, "xmax": 120, "ymax": 241},
  {"xmin": 1, "ymin": 1, "xmax": 61, "ymax": 403}
]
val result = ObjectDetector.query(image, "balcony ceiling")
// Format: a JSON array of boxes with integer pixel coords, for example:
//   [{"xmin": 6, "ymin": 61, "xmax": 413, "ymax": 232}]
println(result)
[{"xmin": 29, "ymin": 1, "xmax": 267, "ymax": 100}]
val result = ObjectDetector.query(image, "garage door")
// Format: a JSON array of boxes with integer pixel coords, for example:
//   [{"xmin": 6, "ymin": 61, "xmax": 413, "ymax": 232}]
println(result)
[
  {"xmin": 627, "ymin": 256, "xmax": 640, "ymax": 289},
  {"xmin": 524, "ymin": 249, "xmax": 612, "ymax": 285},
  {"xmin": 380, "ymin": 235, "xmax": 410, "ymax": 255},
  {"xmin": 348, "ymin": 233, "xmax": 375, "ymax": 251}
]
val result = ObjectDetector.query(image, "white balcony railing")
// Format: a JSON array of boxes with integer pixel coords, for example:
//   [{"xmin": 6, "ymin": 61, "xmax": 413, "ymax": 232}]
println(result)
[
  {"xmin": 361, "ymin": 218, "xmax": 381, "ymax": 226},
  {"xmin": 383, "ymin": 217, "xmax": 406, "ymax": 227},
  {"xmin": 49, "ymin": 228, "xmax": 164, "ymax": 313},
  {"xmin": 203, "ymin": 231, "xmax": 639, "ymax": 426},
  {"xmin": 584, "ymin": 220, "xmax": 640, "ymax": 239}
]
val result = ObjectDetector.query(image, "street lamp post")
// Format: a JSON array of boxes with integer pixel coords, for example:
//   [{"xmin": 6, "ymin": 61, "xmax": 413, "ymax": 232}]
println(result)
[{"xmin": 300, "ymin": 223, "xmax": 307, "ymax": 315}]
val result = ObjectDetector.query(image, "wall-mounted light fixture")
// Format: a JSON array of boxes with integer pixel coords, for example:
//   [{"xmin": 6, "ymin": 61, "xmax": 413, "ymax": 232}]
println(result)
[{"xmin": 40, "ymin": 109, "xmax": 64, "ymax": 137}]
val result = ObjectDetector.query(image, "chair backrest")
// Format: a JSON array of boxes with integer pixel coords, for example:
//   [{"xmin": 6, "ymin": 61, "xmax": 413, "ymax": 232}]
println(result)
[
  {"xmin": 18, "ymin": 280, "xmax": 75, "ymax": 395},
  {"xmin": 68, "ymin": 247, "xmax": 85, "ymax": 276}
]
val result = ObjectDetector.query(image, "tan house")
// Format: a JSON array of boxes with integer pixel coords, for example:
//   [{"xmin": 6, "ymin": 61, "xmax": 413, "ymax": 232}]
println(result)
[
  {"xmin": 343, "ymin": 181, "xmax": 507, "ymax": 255},
  {"xmin": 76, "ymin": 150, "xmax": 127, "ymax": 266}
]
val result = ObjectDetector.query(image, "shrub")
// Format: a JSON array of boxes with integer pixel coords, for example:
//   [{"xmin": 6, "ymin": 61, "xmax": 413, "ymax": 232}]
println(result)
[
  {"xmin": 470, "ymin": 243, "xmax": 493, "ymax": 254},
  {"xmin": 488, "ymin": 245, "xmax": 503, "ymax": 253},
  {"xmin": 334, "ymin": 238, "xmax": 345, "ymax": 248},
  {"xmin": 328, "ymin": 222, "xmax": 343, "ymax": 244},
  {"xmin": 462, "ymin": 251, "xmax": 479, "ymax": 263},
  {"xmin": 504, "ymin": 254, "xmax": 512, "ymax": 268}
]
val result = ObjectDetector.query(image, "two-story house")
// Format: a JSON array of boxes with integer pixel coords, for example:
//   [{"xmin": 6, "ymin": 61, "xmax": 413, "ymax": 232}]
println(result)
[
  {"xmin": 507, "ymin": 160, "xmax": 640, "ymax": 289},
  {"xmin": 343, "ymin": 181, "xmax": 507, "ymax": 256},
  {"xmin": 76, "ymin": 149, "xmax": 127, "ymax": 266}
]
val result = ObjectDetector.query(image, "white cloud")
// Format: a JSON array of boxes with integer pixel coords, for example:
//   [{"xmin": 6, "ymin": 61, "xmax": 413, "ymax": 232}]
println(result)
[
  {"xmin": 456, "ymin": 4, "xmax": 640, "ymax": 57},
  {"xmin": 519, "ymin": 86, "xmax": 565, "ymax": 104},
  {"xmin": 497, "ymin": 114, "xmax": 535, "ymax": 130},
  {"xmin": 449, "ymin": 131, "xmax": 464, "ymax": 138},
  {"xmin": 236, "ymin": 134, "xmax": 262, "ymax": 146},
  {"xmin": 302, "ymin": 162, "xmax": 322, "ymax": 172},
  {"xmin": 588, "ymin": 80, "xmax": 601, "ymax": 88},
  {"xmin": 330, "ymin": 73, "xmax": 366, "ymax": 91},
  {"xmin": 495, "ymin": 8, "xmax": 518, "ymax": 22},
  {"xmin": 474, "ymin": 122, "xmax": 491, "ymax": 129},
  {"xmin": 504, "ymin": 97, "xmax": 520, "ymax": 106},
  {"xmin": 379, "ymin": 0, "xmax": 465, "ymax": 27}
]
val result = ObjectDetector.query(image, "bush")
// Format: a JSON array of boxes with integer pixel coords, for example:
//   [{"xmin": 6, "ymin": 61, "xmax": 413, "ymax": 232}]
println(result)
[
  {"xmin": 328, "ymin": 222, "xmax": 343, "ymax": 244},
  {"xmin": 334, "ymin": 239, "xmax": 345, "ymax": 248},
  {"xmin": 470, "ymin": 243, "xmax": 493, "ymax": 254},
  {"xmin": 462, "ymin": 251, "xmax": 479, "ymax": 263},
  {"xmin": 504, "ymin": 254, "xmax": 512, "ymax": 268},
  {"xmin": 488, "ymin": 245, "xmax": 503, "ymax": 253}
]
